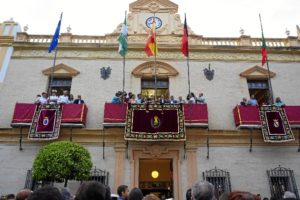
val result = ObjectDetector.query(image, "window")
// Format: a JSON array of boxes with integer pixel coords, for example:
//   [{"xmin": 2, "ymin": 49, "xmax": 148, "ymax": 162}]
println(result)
[
  {"xmin": 202, "ymin": 167, "xmax": 231, "ymax": 199},
  {"xmin": 267, "ymin": 166, "xmax": 299, "ymax": 199},
  {"xmin": 247, "ymin": 80, "xmax": 270, "ymax": 105},
  {"xmin": 48, "ymin": 77, "xmax": 72, "ymax": 95},
  {"xmin": 141, "ymin": 78, "xmax": 169, "ymax": 99}
]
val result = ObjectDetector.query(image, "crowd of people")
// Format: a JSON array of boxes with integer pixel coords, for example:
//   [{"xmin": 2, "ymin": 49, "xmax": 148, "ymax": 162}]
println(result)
[
  {"xmin": 111, "ymin": 91, "xmax": 206, "ymax": 105},
  {"xmin": 240, "ymin": 95, "xmax": 285, "ymax": 107},
  {"xmin": 1, "ymin": 181, "xmax": 298, "ymax": 200},
  {"xmin": 35, "ymin": 90, "xmax": 85, "ymax": 105}
]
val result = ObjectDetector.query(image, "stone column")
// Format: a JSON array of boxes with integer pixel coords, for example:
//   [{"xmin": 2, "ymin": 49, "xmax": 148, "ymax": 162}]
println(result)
[
  {"xmin": 114, "ymin": 144, "xmax": 126, "ymax": 193},
  {"xmin": 186, "ymin": 145, "xmax": 198, "ymax": 187}
]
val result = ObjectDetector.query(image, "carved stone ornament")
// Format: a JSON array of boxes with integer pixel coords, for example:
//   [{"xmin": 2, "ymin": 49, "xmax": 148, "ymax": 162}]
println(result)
[
  {"xmin": 203, "ymin": 64, "xmax": 214, "ymax": 81},
  {"xmin": 100, "ymin": 67, "xmax": 112, "ymax": 80}
]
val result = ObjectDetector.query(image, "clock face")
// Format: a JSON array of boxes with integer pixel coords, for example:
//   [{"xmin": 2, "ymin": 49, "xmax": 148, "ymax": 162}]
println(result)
[{"xmin": 145, "ymin": 17, "xmax": 162, "ymax": 29}]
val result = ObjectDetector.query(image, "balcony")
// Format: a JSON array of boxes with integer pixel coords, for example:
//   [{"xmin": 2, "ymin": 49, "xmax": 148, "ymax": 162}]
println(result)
[
  {"xmin": 233, "ymin": 105, "xmax": 300, "ymax": 129},
  {"xmin": 103, "ymin": 103, "xmax": 208, "ymax": 128},
  {"xmin": 11, "ymin": 103, "xmax": 88, "ymax": 128}
]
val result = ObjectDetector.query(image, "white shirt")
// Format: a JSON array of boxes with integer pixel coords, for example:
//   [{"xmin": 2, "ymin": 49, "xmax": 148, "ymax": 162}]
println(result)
[
  {"xmin": 58, "ymin": 95, "xmax": 70, "ymax": 104},
  {"xmin": 38, "ymin": 97, "xmax": 48, "ymax": 104},
  {"xmin": 49, "ymin": 95, "xmax": 59, "ymax": 104}
]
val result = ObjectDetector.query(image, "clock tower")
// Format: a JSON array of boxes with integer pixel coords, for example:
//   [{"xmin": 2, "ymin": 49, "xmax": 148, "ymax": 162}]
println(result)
[{"xmin": 113, "ymin": 0, "xmax": 193, "ymax": 35}]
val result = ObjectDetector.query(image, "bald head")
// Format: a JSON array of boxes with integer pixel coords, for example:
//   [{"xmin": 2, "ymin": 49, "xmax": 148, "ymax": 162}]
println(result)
[{"xmin": 16, "ymin": 189, "xmax": 32, "ymax": 200}]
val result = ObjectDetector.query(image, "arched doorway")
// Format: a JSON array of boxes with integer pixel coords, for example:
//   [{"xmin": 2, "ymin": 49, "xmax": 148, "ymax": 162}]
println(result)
[{"xmin": 130, "ymin": 144, "xmax": 182, "ymax": 200}]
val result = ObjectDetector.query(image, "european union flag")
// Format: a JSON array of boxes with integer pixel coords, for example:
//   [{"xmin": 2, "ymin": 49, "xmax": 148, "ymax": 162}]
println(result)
[{"xmin": 48, "ymin": 14, "xmax": 62, "ymax": 53}]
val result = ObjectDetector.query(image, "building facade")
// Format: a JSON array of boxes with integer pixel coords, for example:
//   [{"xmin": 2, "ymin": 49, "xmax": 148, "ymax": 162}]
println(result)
[{"xmin": 1, "ymin": 0, "xmax": 300, "ymax": 199}]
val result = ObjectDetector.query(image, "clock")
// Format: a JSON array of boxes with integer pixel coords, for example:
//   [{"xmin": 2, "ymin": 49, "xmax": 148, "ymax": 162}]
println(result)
[{"xmin": 145, "ymin": 17, "xmax": 162, "ymax": 29}]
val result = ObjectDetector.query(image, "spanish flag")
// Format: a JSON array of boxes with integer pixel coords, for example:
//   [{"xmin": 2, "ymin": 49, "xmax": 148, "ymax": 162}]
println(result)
[{"xmin": 144, "ymin": 17, "xmax": 157, "ymax": 57}]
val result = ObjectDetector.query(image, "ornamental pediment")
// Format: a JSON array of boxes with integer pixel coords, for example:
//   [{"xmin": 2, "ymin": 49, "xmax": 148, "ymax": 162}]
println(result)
[
  {"xmin": 132, "ymin": 61, "xmax": 178, "ymax": 78},
  {"xmin": 240, "ymin": 65, "xmax": 276, "ymax": 80},
  {"xmin": 129, "ymin": 0, "xmax": 178, "ymax": 13},
  {"xmin": 42, "ymin": 63, "xmax": 80, "ymax": 77}
]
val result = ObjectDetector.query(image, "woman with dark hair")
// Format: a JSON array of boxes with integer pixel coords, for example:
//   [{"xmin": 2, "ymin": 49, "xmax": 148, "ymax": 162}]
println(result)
[
  {"xmin": 75, "ymin": 181, "xmax": 108, "ymax": 200},
  {"xmin": 128, "ymin": 188, "xmax": 143, "ymax": 200}
]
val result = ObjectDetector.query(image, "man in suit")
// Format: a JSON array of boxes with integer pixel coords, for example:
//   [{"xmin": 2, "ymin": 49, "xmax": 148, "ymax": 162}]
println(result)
[{"xmin": 74, "ymin": 95, "xmax": 85, "ymax": 104}]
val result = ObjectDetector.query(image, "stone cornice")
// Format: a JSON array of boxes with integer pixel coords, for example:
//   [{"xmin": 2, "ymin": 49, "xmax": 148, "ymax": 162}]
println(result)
[{"xmin": 0, "ymin": 128, "xmax": 299, "ymax": 147}]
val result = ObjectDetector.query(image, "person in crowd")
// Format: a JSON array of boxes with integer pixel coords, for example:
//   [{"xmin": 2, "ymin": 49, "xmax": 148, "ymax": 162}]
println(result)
[
  {"xmin": 274, "ymin": 97, "xmax": 285, "ymax": 107},
  {"xmin": 169, "ymin": 95, "xmax": 177, "ymax": 104},
  {"xmin": 128, "ymin": 188, "xmax": 143, "ymax": 200},
  {"xmin": 197, "ymin": 93, "xmax": 206, "ymax": 104},
  {"xmin": 125, "ymin": 92, "xmax": 132, "ymax": 103},
  {"xmin": 48, "ymin": 90, "xmax": 59, "ymax": 105},
  {"xmin": 75, "ymin": 181, "xmax": 108, "ymax": 200},
  {"xmin": 187, "ymin": 92, "xmax": 196, "ymax": 104},
  {"xmin": 59, "ymin": 187, "xmax": 73, "ymax": 200},
  {"xmin": 247, "ymin": 95, "xmax": 258, "ymax": 106},
  {"xmin": 117, "ymin": 185, "xmax": 129, "ymax": 200},
  {"xmin": 16, "ymin": 189, "xmax": 33, "ymax": 200},
  {"xmin": 27, "ymin": 186, "xmax": 64, "ymax": 200},
  {"xmin": 142, "ymin": 194, "xmax": 160, "ymax": 200},
  {"xmin": 35, "ymin": 92, "xmax": 48, "ymax": 104},
  {"xmin": 186, "ymin": 188, "xmax": 192, "ymax": 200},
  {"xmin": 112, "ymin": 92, "xmax": 122, "ymax": 103},
  {"xmin": 74, "ymin": 95, "xmax": 85, "ymax": 104},
  {"xmin": 227, "ymin": 191, "xmax": 260, "ymax": 200},
  {"xmin": 240, "ymin": 97, "xmax": 248, "ymax": 106},
  {"xmin": 128, "ymin": 94, "xmax": 136, "ymax": 104},
  {"xmin": 69, "ymin": 94, "xmax": 74, "ymax": 103},
  {"xmin": 135, "ymin": 94, "xmax": 143, "ymax": 104},
  {"xmin": 35, "ymin": 94, "xmax": 41, "ymax": 103},
  {"xmin": 283, "ymin": 191, "xmax": 297, "ymax": 199},
  {"xmin": 191, "ymin": 181, "xmax": 215, "ymax": 200},
  {"xmin": 159, "ymin": 95, "xmax": 169, "ymax": 104},
  {"xmin": 58, "ymin": 90, "xmax": 70, "ymax": 104},
  {"xmin": 178, "ymin": 96, "xmax": 186, "ymax": 104}
]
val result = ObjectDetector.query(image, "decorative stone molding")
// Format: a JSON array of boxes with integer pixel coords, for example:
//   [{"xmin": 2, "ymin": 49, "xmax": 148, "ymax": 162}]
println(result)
[
  {"xmin": 129, "ymin": 0, "xmax": 178, "ymax": 13},
  {"xmin": 240, "ymin": 65, "xmax": 276, "ymax": 80},
  {"xmin": 132, "ymin": 61, "xmax": 179, "ymax": 78},
  {"xmin": 42, "ymin": 63, "xmax": 80, "ymax": 77}
]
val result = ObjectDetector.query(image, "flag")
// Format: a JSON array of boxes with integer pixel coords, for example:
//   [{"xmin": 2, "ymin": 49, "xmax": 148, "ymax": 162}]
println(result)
[
  {"xmin": 261, "ymin": 32, "xmax": 267, "ymax": 66},
  {"xmin": 48, "ymin": 14, "xmax": 62, "ymax": 53},
  {"xmin": 181, "ymin": 14, "xmax": 189, "ymax": 57},
  {"xmin": 118, "ymin": 15, "xmax": 128, "ymax": 57},
  {"xmin": 144, "ymin": 17, "xmax": 157, "ymax": 57}
]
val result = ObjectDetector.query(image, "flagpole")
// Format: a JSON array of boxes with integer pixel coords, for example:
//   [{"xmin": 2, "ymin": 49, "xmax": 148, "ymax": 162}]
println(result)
[
  {"xmin": 122, "ymin": 11, "xmax": 127, "ymax": 103},
  {"xmin": 48, "ymin": 13, "xmax": 63, "ymax": 96},
  {"xmin": 259, "ymin": 14, "xmax": 274, "ymax": 104},
  {"xmin": 185, "ymin": 14, "xmax": 191, "ymax": 95},
  {"xmin": 153, "ymin": 13, "xmax": 157, "ymax": 101}
]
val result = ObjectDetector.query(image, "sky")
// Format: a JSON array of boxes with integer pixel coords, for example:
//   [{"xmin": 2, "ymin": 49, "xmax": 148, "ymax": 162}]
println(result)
[{"xmin": 1, "ymin": 0, "xmax": 299, "ymax": 38}]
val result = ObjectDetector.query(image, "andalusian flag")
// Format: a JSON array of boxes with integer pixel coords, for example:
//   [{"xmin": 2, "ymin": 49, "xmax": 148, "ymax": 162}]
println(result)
[
  {"xmin": 144, "ymin": 17, "xmax": 157, "ymax": 57},
  {"xmin": 181, "ymin": 14, "xmax": 189, "ymax": 57},
  {"xmin": 118, "ymin": 15, "xmax": 128, "ymax": 57},
  {"xmin": 261, "ymin": 32, "xmax": 267, "ymax": 66}
]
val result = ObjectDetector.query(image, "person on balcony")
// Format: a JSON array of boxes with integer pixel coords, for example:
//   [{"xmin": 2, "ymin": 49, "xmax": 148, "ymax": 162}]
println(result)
[
  {"xmin": 35, "ymin": 92, "xmax": 48, "ymax": 105},
  {"xmin": 128, "ymin": 94, "xmax": 136, "ymax": 104},
  {"xmin": 178, "ymin": 96, "xmax": 186, "ymax": 104},
  {"xmin": 240, "ymin": 97, "xmax": 248, "ymax": 106},
  {"xmin": 187, "ymin": 92, "xmax": 196, "ymax": 104},
  {"xmin": 69, "ymin": 94, "xmax": 74, "ymax": 103},
  {"xmin": 74, "ymin": 95, "xmax": 85, "ymax": 104},
  {"xmin": 160, "ymin": 95, "xmax": 169, "ymax": 104},
  {"xmin": 274, "ymin": 97, "xmax": 285, "ymax": 107},
  {"xmin": 169, "ymin": 95, "xmax": 178, "ymax": 104},
  {"xmin": 112, "ymin": 92, "xmax": 122, "ymax": 103},
  {"xmin": 48, "ymin": 90, "xmax": 58, "ymax": 104},
  {"xmin": 135, "ymin": 93, "xmax": 143, "ymax": 104},
  {"xmin": 58, "ymin": 90, "xmax": 70, "ymax": 104},
  {"xmin": 247, "ymin": 95, "xmax": 258, "ymax": 106},
  {"xmin": 197, "ymin": 93, "xmax": 206, "ymax": 104}
]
